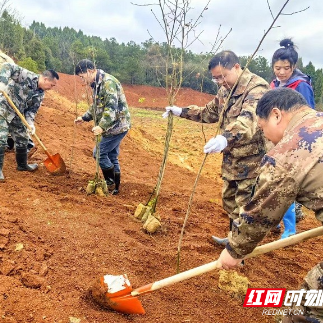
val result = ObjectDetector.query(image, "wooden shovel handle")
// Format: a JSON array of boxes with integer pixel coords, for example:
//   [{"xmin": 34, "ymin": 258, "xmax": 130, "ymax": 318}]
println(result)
[
  {"xmin": 0, "ymin": 90, "xmax": 49, "ymax": 154},
  {"xmin": 132, "ymin": 226, "xmax": 323, "ymax": 296},
  {"xmin": 244, "ymin": 226, "xmax": 323, "ymax": 259}
]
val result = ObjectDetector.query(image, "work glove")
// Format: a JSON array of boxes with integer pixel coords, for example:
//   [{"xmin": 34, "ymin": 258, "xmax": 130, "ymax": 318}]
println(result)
[
  {"xmin": 162, "ymin": 105, "xmax": 182, "ymax": 118},
  {"xmin": 204, "ymin": 135, "xmax": 227, "ymax": 154},
  {"xmin": 26, "ymin": 120, "xmax": 36, "ymax": 135},
  {"xmin": 92, "ymin": 125, "xmax": 103, "ymax": 136},
  {"xmin": 74, "ymin": 116, "xmax": 84, "ymax": 124}
]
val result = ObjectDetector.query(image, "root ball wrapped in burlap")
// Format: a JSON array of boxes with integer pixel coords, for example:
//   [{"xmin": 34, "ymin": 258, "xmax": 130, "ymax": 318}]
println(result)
[
  {"xmin": 86, "ymin": 181, "xmax": 96, "ymax": 195},
  {"xmin": 134, "ymin": 203, "xmax": 149, "ymax": 220},
  {"xmin": 143, "ymin": 213, "xmax": 161, "ymax": 233},
  {"xmin": 218, "ymin": 270, "xmax": 249, "ymax": 299}
]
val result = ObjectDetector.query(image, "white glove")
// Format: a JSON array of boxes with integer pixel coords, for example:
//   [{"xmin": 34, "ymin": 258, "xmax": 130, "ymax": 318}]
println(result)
[
  {"xmin": 74, "ymin": 116, "xmax": 84, "ymax": 124},
  {"xmin": 204, "ymin": 135, "xmax": 228, "ymax": 154},
  {"xmin": 162, "ymin": 105, "xmax": 182, "ymax": 118},
  {"xmin": 27, "ymin": 122, "xmax": 36, "ymax": 135},
  {"xmin": 92, "ymin": 126, "xmax": 103, "ymax": 135}
]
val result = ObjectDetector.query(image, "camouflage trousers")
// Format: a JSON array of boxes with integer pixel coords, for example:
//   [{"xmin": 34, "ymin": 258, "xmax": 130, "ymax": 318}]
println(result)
[
  {"xmin": 222, "ymin": 178, "xmax": 256, "ymax": 220},
  {"xmin": 282, "ymin": 262, "xmax": 323, "ymax": 323},
  {"xmin": 0, "ymin": 114, "xmax": 29, "ymax": 148}
]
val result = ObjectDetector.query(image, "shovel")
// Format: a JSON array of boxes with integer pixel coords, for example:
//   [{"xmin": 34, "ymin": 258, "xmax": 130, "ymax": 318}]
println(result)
[
  {"xmin": 92, "ymin": 226, "xmax": 323, "ymax": 315},
  {"xmin": 1, "ymin": 90, "xmax": 66, "ymax": 175}
]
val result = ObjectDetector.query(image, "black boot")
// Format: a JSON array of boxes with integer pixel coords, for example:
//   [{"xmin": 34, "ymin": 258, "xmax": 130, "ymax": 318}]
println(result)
[
  {"xmin": 6, "ymin": 137, "xmax": 14, "ymax": 151},
  {"xmin": 101, "ymin": 166, "xmax": 115, "ymax": 190},
  {"xmin": 112, "ymin": 172, "xmax": 120, "ymax": 195},
  {"xmin": 15, "ymin": 147, "xmax": 38, "ymax": 172},
  {"xmin": 211, "ymin": 236, "xmax": 229, "ymax": 245},
  {"xmin": 0, "ymin": 146, "xmax": 5, "ymax": 181}
]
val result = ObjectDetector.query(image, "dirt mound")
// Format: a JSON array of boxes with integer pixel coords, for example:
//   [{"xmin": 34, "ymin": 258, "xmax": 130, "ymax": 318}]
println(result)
[
  {"xmin": 1, "ymin": 74, "xmax": 322, "ymax": 323},
  {"xmin": 54, "ymin": 72, "xmax": 215, "ymax": 109},
  {"xmin": 122, "ymin": 84, "xmax": 215, "ymax": 109}
]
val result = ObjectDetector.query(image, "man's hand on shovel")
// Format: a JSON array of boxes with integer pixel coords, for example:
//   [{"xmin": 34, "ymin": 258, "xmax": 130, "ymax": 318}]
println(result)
[
  {"xmin": 26, "ymin": 118, "xmax": 36, "ymax": 135},
  {"xmin": 92, "ymin": 126, "xmax": 103, "ymax": 136},
  {"xmin": 216, "ymin": 248, "xmax": 243, "ymax": 270},
  {"xmin": 27, "ymin": 123, "xmax": 36, "ymax": 135}
]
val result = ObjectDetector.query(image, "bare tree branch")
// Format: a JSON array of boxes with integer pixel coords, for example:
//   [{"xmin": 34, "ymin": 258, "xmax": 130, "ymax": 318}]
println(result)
[
  {"xmin": 282, "ymin": 6, "xmax": 309, "ymax": 15},
  {"xmin": 133, "ymin": 0, "xmax": 219, "ymax": 235},
  {"xmin": 266, "ymin": 0, "xmax": 274, "ymax": 19},
  {"xmin": 131, "ymin": 1, "xmax": 159, "ymax": 6}
]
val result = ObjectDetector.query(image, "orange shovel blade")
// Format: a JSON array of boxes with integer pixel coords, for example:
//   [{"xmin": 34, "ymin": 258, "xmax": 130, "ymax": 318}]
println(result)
[
  {"xmin": 109, "ymin": 294, "xmax": 145, "ymax": 315},
  {"xmin": 92, "ymin": 274, "xmax": 146, "ymax": 315},
  {"xmin": 44, "ymin": 153, "xmax": 66, "ymax": 175}
]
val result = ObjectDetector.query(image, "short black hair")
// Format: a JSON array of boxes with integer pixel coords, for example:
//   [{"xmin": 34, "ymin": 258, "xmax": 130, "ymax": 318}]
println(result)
[
  {"xmin": 256, "ymin": 87, "xmax": 307, "ymax": 119},
  {"xmin": 208, "ymin": 50, "xmax": 239, "ymax": 71},
  {"xmin": 42, "ymin": 69, "xmax": 59, "ymax": 80},
  {"xmin": 272, "ymin": 38, "xmax": 298, "ymax": 67},
  {"xmin": 75, "ymin": 59, "xmax": 95, "ymax": 75}
]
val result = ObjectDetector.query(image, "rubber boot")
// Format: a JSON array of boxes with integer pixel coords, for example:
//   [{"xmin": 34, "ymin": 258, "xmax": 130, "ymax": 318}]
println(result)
[
  {"xmin": 112, "ymin": 172, "xmax": 120, "ymax": 195},
  {"xmin": 211, "ymin": 236, "xmax": 229, "ymax": 245},
  {"xmin": 211, "ymin": 218, "xmax": 232, "ymax": 246},
  {"xmin": 281, "ymin": 203, "xmax": 296, "ymax": 239},
  {"xmin": 101, "ymin": 166, "xmax": 115, "ymax": 190},
  {"xmin": 0, "ymin": 146, "xmax": 5, "ymax": 181},
  {"xmin": 295, "ymin": 201, "xmax": 305, "ymax": 223},
  {"xmin": 15, "ymin": 147, "xmax": 38, "ymax": 172},
  {"xmin": 6, "ymin": 137, "xmax": 14, "ymax": 151}
]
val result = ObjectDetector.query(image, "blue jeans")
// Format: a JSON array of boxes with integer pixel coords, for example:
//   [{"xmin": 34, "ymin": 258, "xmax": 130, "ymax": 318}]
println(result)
[{"xmin": 93, "ymin": 131, "xmax": 128, "ymax": 172}]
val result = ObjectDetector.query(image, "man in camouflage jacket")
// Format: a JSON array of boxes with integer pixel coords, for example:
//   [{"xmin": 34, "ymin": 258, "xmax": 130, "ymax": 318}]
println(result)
[
  {"xmin": 217, "ymin": 88, "xmax": 323, "ymax": 322},
  {"xmin": 163, "ymin": 50, "xmax": 269, "ymax": 243},
  {"xmin": 0, "ymin": 63, "xmax": 59, "ymax": 180},
  {"xmin": 74, "ymin": 59, "xmax": 131, "ymax": 195}
]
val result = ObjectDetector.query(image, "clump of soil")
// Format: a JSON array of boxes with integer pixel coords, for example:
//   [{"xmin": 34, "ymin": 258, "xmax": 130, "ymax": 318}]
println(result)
[{"xmin": 88, "ymin": 277, "xmax": 112, "ymax": 309}]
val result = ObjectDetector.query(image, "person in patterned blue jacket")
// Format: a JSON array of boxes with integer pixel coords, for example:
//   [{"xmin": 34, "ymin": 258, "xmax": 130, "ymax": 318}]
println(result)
[{"xmin": 270, "ymin": 38, "xmax": 315, "ymax": 238}]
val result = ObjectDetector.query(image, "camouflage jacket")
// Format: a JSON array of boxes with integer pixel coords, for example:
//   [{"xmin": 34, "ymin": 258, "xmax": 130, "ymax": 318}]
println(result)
[
  {"xmin": 0, "ymin": 63, "xmax": 44, "ymax": 124},
  {"xmin": 82, "ymin": 69, "xmax": 131, "ymax": 136},
  {"xmin": 227, "ymin": 108, "xmax": 323, "ymax": 258},
  {"xmin": 296, "ymin": 262, "xmax": 323, "ymax": 321},
  {"xmin": 180, "ymin": 68, "xmax": 269, "ymax": 180}
]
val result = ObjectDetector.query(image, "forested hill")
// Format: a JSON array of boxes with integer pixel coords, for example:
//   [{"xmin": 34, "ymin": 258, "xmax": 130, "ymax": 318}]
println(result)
[{"xmin": 1, "ymin": 9, "xmax": 323, "ymax": 104}]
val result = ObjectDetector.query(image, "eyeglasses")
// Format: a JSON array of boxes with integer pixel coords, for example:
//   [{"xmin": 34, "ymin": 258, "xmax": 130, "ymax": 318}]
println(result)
[
  {"xmin": 211, "ymin": 66, "xmax": 235, "ymax": 84},
  {"xmin": 212, "ymin": 73, "xmax": 228, "ymax": 83}
]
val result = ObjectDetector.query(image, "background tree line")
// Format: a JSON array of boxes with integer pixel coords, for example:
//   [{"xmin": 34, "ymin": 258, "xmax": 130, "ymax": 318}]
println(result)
[{"xmin": 0, "ymin": 8, "xmax": 322, "ymax": 107}]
